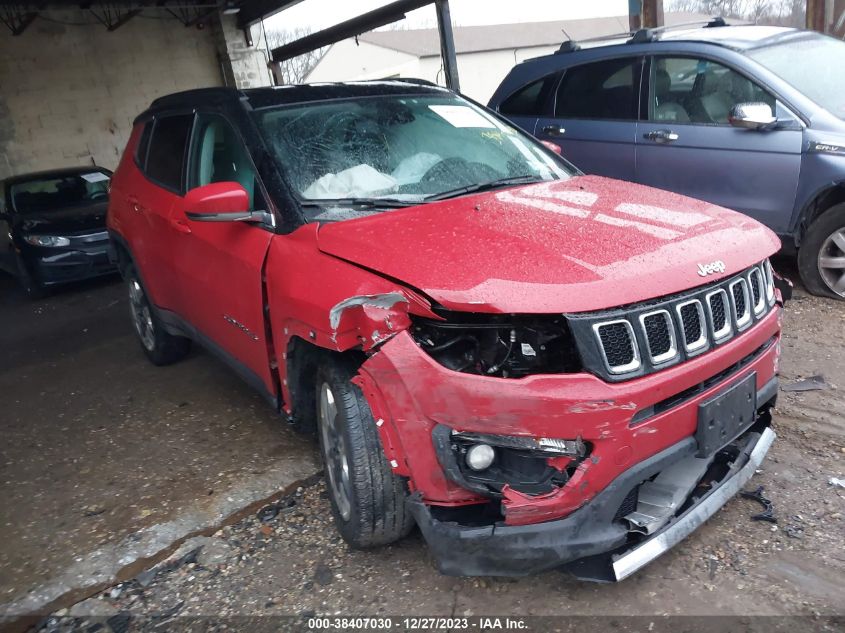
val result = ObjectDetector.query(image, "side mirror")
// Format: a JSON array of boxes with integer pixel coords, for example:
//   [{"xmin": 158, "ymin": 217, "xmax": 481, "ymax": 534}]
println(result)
[
  {"xmin": 729, "ymin": 102, "xmax": 777, "ymax": 130},
  {"xmin": 184, "ymin": 182, "xmax": 269, "ymax": 224},
  {"xmin": 540, "ymin": 140, "xmax": 563, "ymax": 155}
]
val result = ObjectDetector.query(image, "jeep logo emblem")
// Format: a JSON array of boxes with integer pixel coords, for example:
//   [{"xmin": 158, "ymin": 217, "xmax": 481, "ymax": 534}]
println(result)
[{"xmin": 697, "ymin": 260, "xmax": 726, "ymax": 277}]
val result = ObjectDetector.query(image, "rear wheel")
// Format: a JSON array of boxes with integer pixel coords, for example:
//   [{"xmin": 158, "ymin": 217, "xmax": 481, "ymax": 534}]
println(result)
[
  {"xmin": 316, "ymin": 358, "xmax": 414, "ymax": 548},
  {"xmin": 798, "ymin": 203, "xmax": 845, "ymax": 300},
  {"xmin": 126, "ymin": 265, "xmax": 191, "ymax": 365}
]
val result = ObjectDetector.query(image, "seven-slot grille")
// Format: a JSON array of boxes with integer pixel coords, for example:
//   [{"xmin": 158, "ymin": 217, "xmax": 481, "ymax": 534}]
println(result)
[{"xmin": 568, "ymin": 261, "xmax": 776, "ymax": 381}]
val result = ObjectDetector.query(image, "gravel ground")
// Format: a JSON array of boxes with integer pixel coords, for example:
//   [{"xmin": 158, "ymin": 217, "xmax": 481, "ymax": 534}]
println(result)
[{"xmin": 27, "ymin": 261, "xmax": 845, "ymax": 633}]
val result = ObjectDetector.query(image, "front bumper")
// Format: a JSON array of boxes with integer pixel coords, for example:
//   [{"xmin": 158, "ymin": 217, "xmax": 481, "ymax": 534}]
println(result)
[
  {"xmin": 410, "ymin": 420, "xmax": 775, "ymax": 579},
  {"xmin": 29, "ymin": 245, "xmax": 116, "ymax": 285}
]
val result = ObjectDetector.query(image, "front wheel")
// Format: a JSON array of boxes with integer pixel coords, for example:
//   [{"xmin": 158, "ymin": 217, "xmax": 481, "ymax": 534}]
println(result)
[
  {"xmin": 798, "ymin": 203, "xmax": 845, "ymax": 300},
  {"xmin": 316, "ymin": 358, "xmax": 414, "ymax": 548},
  {"xmin": 16, "ymin": 256, "xmax": 47, "ymax": 299},
  {"xmin": 126, "ymin": 265, "xmax": 191, "ymax": 365}
]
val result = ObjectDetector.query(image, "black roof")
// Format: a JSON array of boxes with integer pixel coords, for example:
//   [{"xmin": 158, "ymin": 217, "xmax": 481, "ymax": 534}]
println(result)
[
  {"xmin": 141, "ymin": 79, "xmax": 450, "ymax": 121},
  {"xmin": 2, "ymin": 165, "xmax": 111, "ymax": 186}
]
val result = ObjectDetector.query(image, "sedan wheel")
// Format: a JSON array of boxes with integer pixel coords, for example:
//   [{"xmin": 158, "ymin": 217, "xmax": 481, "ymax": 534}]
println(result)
[{"xmin": 817, "ymin": 227, "xmax": 845, "ymax": 298}]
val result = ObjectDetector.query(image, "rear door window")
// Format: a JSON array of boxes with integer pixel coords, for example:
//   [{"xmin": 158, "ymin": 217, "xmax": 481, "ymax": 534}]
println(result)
[
  {"xmin": 555, "ymin": 57, "xmax": 642, "ymax": 120},
  {"xmin": 135, "ymin": 121, "xmax": 153, "ymax": 169},
  {"xmin": 499, "ymin": 75, "xmax": 555, "ymax": 116},
  {"xmin": 146, "ymin": 114, "xmax": 193, "ymax": 192}
]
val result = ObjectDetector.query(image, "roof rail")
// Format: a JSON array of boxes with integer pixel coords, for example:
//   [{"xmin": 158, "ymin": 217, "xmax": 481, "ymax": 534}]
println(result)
[
  {"xmin": 555, "ymin": 30, "xmax": 634, "ymax": 54},
  {"xmin": 374, "ymin": 77, "xmax": 439, "ymax": 87},
  {"xmin": 628, "ymin": 16, "xmax": 728, "ymax": 44},
  {"xmin": 554, "ymin": 17, "xmax": 728, "ymax": 54}
]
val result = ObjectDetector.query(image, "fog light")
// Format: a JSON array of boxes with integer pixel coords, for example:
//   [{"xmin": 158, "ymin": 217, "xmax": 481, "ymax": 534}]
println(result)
[{"xmin": 466, "ymin": 444, "xmax": 495, "ymax": 471}]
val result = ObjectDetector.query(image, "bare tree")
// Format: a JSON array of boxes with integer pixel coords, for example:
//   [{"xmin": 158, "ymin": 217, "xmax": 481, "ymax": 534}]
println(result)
[
  {"xmin": 665, "ymin": 0, "xmax": 805, "ymax": 25},
  {"xmin": 265, "ymin": 26, "xmax": 328, "ymax": 84}
]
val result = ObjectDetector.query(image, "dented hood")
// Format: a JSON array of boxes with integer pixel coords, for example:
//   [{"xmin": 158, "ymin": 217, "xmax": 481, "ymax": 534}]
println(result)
[{"xmin": 316, "ymin": 175, "xmax": 781, "ymax": 314}]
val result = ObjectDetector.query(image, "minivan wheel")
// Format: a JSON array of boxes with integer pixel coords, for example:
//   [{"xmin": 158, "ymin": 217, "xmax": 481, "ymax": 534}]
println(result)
[
  {"xmin": 125, "ymin": 265, "xmax": 191, "ymax": 365},
  {"xmin": 315, "ymin": 359, "xmax": 414, "ymax": 548},
  {"xmin": 798, "ymin": 203, "xmax": 845, "ymax": 300}
]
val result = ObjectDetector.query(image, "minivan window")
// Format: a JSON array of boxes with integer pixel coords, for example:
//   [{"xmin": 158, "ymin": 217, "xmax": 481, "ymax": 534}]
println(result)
[
  {"xmin": 555, "ymin": 57, "xmax": 641, "ymax": 120},
  {"xmin": 146, "ymin": 114, "xmax": 193, "ymax": 191},
  {"xmin": 650, "ymin": 57, "xmax": 774, "ymax": 125},
  {"xmin": 748, "ymin": 34, "xmax": 845, "ymax": 120},
  {"xmin": 499, "ymin": 76, "xmax": 552, "ymax": 116}
]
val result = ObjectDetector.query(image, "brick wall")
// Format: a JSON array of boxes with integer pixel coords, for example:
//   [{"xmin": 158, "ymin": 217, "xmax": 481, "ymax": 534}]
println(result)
[{"xmin": 0, "ymin": 10, "xmax": 227, "ymax": 180}]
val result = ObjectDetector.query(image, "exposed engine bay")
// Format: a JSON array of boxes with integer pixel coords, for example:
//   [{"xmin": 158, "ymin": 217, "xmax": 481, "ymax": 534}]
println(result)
[{"xmin": 409, "ymin": 312, "xmax": 582, "ymax": 378}]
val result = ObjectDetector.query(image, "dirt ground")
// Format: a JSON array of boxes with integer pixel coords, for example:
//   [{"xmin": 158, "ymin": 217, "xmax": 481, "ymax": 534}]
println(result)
[{"xmin": 1, "ymin": 257, "xmax": 844, "ymax": 631}]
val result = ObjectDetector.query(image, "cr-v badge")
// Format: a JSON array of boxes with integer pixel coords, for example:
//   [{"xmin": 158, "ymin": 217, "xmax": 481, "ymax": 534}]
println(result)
[{"xmin": 697, "ymin": 260, "xmax": 726, "ymax": 277}]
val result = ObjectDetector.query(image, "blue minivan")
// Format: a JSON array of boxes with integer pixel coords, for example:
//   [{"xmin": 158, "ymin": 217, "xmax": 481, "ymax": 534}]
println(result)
[{"xmin": 489, "ymin": 20, "xmax": 845, "ymax": 299}]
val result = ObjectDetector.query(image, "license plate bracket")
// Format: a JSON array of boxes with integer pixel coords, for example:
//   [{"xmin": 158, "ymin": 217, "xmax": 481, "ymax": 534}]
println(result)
[{"xmin": 696, "ymin": 372, "xmax": 757, "ymax": 457}]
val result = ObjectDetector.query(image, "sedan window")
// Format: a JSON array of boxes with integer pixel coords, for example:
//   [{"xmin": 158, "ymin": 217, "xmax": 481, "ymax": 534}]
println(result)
[{"xmin": 10, "ymin": 172, "xmax": 110, "ymax": 214}]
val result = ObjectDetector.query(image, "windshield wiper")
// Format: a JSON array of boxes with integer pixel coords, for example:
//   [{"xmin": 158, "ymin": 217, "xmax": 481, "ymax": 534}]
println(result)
[
  {"xmin": 299, "ymin": 197, "xmax": 422, "ymax": 209},
  {"xmin": 424, "ymin": 175, "xmax": 546, "ymax": 202}
]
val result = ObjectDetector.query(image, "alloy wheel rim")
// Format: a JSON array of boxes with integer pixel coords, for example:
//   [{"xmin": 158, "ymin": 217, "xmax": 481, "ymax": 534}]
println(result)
[
  {"xmin": 817, "ymin": 227, "xmax": 845, "ymax": 298},
  {"xmin": 129, "ymin": 279, "xmax": 156, "ymax": 351},
  {"xmin": 319, "ymin": 382, "xmax": 352, "ymax": 521}
]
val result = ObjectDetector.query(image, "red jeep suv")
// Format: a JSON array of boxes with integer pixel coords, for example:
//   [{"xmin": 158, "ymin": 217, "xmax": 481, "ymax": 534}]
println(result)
[{"xmin": 108, "ymin": 82, "xmax": 783, "ymax": 581}]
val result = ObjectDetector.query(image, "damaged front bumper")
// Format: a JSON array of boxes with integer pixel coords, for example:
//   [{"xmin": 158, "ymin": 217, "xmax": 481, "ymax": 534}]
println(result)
[{"xmin": 410, "ymin": 421, "xmax": 775, "ymax": 580}]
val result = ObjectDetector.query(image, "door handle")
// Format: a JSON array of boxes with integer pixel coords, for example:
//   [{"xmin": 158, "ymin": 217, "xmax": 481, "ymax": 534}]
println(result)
[
  {"xmin": 644, "ymin": 129, "xmax": 679, "ymax": 143},
  {"xmin": 170, "ymin": 218, "xmax": 192, "ymax": 234},
  {"xmin": 542, "ymin": 125, "xmax": 566, "ymax": 137}
]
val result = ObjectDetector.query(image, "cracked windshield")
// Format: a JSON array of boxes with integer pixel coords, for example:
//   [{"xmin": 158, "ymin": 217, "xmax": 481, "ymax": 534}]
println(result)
[{"xmin": 256, "ymin": 91, "xmax": 573, "ymax": 219}]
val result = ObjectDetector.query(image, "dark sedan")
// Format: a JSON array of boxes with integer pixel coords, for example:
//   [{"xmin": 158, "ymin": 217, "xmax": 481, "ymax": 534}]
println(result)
[{"xmin": 0, "ymin": 166, "xmax": 117, "ymax": 297}]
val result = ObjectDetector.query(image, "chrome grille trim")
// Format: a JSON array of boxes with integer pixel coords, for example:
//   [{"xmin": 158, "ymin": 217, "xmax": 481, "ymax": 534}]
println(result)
[
  {"xmin": 592, "ymin": 319, "xmax": 640, "ymax": 374},
  {"xmin": 748, "ymin": 268, "xmax": 766, "ymax": 316},
  {"xmin": 574, "ymin": 260, "xmax": 775, "ymax": 382},
  {"xmin": 638, "ymin": 310, "xmax": 677, "ymax": 365},
  {"xmin": 764, "ymin": 260, "xmax": 776, "ymax": 306},
  {"xmin": 705, "ymin": 289, "xmax": 732, "ymax": 343},
  {"xmin": 675, "ymin": 299, "xmax": 708, "ymax": 355},
  {"xmin": 730, "ymin": 278, "xmax": 752, "ymax": 331}
]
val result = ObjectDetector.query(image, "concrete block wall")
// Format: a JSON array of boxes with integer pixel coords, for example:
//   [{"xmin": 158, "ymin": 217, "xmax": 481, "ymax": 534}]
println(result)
[
  {"xmin": 0, "ymin": 10, "xmax": 270, "ymax": 181},
  {"xmin": 214, "ymin": 14, "xmax": 274, "ymax": 90}
]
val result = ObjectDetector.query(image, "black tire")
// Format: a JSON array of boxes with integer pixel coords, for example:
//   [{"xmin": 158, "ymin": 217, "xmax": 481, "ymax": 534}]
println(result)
[
  {"xmin": 798, "ymin": 203, "xmax": 845, "ymax": 300},
  {"xmin": 125, "ymin": 264, "xmax": 191, "ymax": 365},
  {"xmin": 315, "ymin": 357, "xmax": 414, "ymax": 548},
  {"xmin": 16, "ymin": 256, "xmax": 47, "ymax": 299}
]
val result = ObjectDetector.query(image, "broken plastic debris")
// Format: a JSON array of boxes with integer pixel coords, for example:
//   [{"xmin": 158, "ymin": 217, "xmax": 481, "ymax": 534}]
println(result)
[
  {"xmin": 740, "ymin": 485, "xmax": 777, "ymax": 523},
  {"xmin": 781, "ymin": 375, "xmax": 827, "ymax": 392},
  {"xmin": 829, "ymin": 477, "xmax": 845, "ymax": 489}
]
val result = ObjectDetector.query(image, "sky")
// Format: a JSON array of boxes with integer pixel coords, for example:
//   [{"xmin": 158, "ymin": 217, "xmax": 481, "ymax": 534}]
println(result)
[{"xmin": 265, "ymin": 0, "xmax": 631, "ymax": 31}]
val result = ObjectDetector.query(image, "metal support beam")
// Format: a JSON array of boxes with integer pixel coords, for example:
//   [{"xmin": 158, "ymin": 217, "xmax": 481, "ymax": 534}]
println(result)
[
  {"xmin": 269, "ymin": 0, "xmax": 432, "ymax": 62},
  {"xmin": 435, "ymin": 0, "xmax": 460, "ymax": 92},
  {"xmin": 238, "ymin": 0, "xmax": 306, "ymax": 29},
  {"xmin": 806, "ymin": 0, "xmax": 829, "ymax": 32},
  {"xmin": 629, "ymin": 0, "xmax": 664, "ymax": 31},
  {"xmin": 0, "ymin": 4, "xmax": 39, "ymax": 36}
]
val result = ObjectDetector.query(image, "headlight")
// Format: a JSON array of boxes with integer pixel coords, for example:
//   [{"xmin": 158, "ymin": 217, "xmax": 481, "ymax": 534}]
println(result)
[
  {"xmin": 23, "ymin": 235, "xmax": 70, "ymax": 247},
  {"xmin": 410, "ymin": 312, "xmax": 582, "ymax": 378}
]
